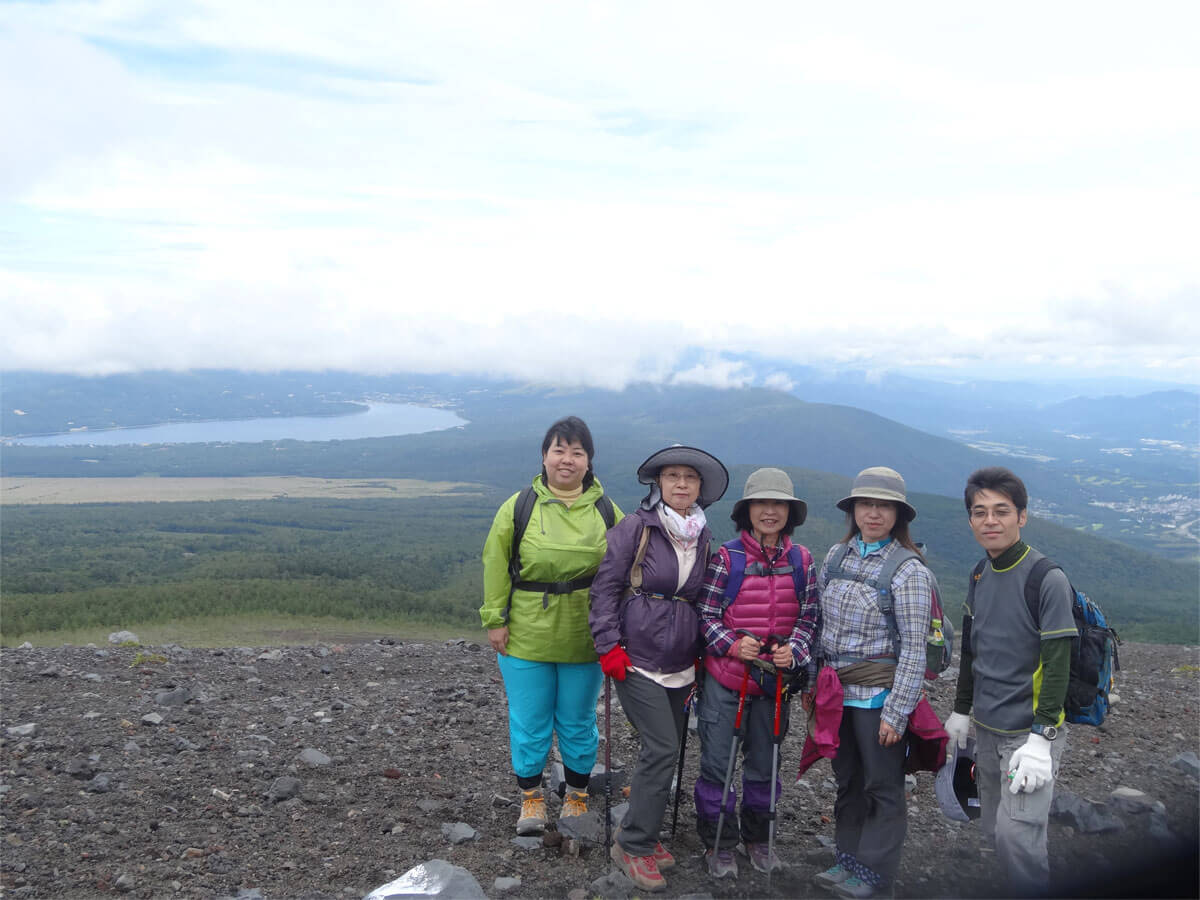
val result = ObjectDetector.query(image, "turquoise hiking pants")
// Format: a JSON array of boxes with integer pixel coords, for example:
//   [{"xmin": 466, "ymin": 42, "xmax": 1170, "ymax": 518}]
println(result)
[{"xmin": 497, "ymin": 654, "xmax": 603, "ymax": 780}]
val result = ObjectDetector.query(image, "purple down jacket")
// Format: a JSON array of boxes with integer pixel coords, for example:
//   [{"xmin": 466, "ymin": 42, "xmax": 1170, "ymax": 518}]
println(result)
[{"xmin": 589, "ymin": 506, "xmax": 712, "ymax": 673}]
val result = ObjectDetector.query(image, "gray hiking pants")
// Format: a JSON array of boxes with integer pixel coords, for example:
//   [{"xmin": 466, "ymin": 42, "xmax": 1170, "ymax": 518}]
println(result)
[
  {"xmin": 975, "ymin": 726, "xmax": 1068, "ymax": 897},
  {"xmin": 831, "ymin": 706, "xmax": 907, "ymax": 884},
  {"xmin": 612, "ymin": 670, "xmax": 689, "ymax": 856}
]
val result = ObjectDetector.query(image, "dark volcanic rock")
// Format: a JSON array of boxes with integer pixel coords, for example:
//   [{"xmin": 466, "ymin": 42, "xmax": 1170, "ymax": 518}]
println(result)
[{"xmin": 1, "ymin": 639, "xmax": 1197, "ymax": 899}]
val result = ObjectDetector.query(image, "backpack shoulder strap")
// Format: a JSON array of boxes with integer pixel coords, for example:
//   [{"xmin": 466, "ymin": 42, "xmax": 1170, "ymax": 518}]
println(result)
[
  {"xmin": 628, "ymin": 525, "xmax": 652, "ymax": 591},
  {"xmin": 871, "ymin": 548, "xmax": 920, "ymax": 603},
  {"xmin": 721, "ymin": 538, "xmax": 747, "ymax": 601},
  {"xmin": 786, "ymin": 544, "xmax": 813, "ymax": 599},
  {"xmin": 966, "ymin": 558, "xmax": 988, "ymax": 612},
  {"xmin": 508, "ymin": 486, "xmax": 538, "ymax": 585},
  {"xmin": 595, "ymin": 493, "xmax": 616, "ymax": 530},
  {"xmin": 871, "ymin": 548, "xmax": 921, "ymax": 658},
  {"xmin": 1022, "ymin": 556, "xmax": 1062, "ymax": 631},
  {"xmin": 825, "ymin": 541, "xmax": 854, "ymax": 580}
]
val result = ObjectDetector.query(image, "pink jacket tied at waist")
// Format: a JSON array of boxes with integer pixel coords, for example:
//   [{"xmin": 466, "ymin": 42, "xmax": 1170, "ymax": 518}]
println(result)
[{"xmin": 796, "ymin": 666, "xmax": 949, "ymax": 779}]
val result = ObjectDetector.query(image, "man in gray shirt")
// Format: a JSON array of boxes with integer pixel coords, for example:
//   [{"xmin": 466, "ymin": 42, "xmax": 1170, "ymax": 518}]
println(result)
[{"xmin": 943, "ymin": 467, "xmax": 1076, "ymax": 897}]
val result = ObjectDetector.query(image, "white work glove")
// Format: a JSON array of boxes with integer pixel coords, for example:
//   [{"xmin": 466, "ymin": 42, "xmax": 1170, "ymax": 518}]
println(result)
[
  {"xmin": 1007, "ymin": 733, "xmax": 1053, "ymax": 794},
  {"xmin": 943, "ymin": 712, "xmax": 971, "ymax": 750}
]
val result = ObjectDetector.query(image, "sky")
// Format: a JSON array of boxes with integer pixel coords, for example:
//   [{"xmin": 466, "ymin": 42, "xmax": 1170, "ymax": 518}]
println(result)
[{"xmin": 2, "ymin": 1, "xmax": 1198, "ymax": 390}]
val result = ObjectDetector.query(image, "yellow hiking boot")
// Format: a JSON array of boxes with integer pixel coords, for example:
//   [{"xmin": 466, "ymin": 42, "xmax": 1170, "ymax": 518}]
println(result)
[
  {"xmin": 516, "ymin": 788, "xmax": 547, "ymax": 835},
  {"xmin": 561, "ymin": 789, "xmax": 588, "ymax": 818}
]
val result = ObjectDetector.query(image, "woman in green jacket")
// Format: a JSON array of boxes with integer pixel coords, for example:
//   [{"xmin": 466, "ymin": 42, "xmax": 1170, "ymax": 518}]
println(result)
[{"xmin": 481, "ymin": 416, "xmax": 623, "ymax": 835}]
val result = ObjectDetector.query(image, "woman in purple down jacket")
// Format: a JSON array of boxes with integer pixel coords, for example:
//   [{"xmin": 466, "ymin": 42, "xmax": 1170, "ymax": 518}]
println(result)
[{"xmin": 590, "ymin": 445, "xmax": 729, "ymax": 893}]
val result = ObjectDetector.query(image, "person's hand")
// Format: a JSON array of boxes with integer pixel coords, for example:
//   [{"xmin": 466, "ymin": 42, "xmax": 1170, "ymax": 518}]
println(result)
[
  {"xmin": 732, "ymin": 635, "xmax": 761, "ymax": 661},
  {"xmin": 487, "ymin": 627, "xmax": 509, "ymax": 655},
  {"xmin": 878, "ymin": 721, "xmax": 902, "ymax": 747},
  {"xmin": 1007, "ymin": 733, "xmax": 1053, "ymax": 794},
  {"xmin": 599, "ymin": 645, "xmax": 632, "ymax": 681},
  {"xmin": 800, "ymin": 691, "xmax": 814, "ymax": 713},
  {"xmin": 943, "ymin": 711, "xmax": 971, "ymax": 750},
  {"xmin": 770, "ymin": 644, "xmax": 793, "ymax": 669}
]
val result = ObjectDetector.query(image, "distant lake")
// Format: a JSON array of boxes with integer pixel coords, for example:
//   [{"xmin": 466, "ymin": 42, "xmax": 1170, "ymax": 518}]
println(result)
[{"xmin": 8, "ymin": 403, "xmax": 467, "ymax": 447}]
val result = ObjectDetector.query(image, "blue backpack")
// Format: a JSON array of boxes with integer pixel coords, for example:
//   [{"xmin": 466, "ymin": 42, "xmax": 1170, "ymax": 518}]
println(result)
[{"xmin": 969, "ymin": 556, "xmax": 1121, "ymax": 726}]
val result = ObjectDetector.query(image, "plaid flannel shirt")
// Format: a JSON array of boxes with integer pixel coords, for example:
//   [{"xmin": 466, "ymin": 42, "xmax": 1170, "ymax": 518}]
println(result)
[
  {"xmin": 817, "ymin": 539, "xmax": 932, "ymax": 735},
  {"xmin": 696, "ymin": 541, "xmax": 820, "ymax": 686}
]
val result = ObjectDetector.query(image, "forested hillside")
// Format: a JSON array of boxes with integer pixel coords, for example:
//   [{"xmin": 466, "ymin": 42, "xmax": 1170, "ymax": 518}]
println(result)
[
  {"xmin": 6, "ymin": 374, "xmax": 1194, "ymax": 560},
  {"xmin": 3, "ymin": 373, "xmax": 1195, "ymax": 645},
  {"xmin": 3, "ymin": 468, "xmax": 1194, "ymax": 644}
]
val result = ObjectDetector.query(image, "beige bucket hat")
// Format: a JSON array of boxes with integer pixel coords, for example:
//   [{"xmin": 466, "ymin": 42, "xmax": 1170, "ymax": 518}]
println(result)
[{"xmin": 836, "ymin": 466, "xmax": 917, "ymax": 522}]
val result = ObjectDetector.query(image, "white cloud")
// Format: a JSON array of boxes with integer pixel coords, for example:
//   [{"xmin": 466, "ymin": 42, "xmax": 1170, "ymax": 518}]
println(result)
[
  {"xmin": 762, "ymin": 372, "xmax": 795, "ymax": 392},
  {"xmin": 671, "ymin": 360, "xmax": 754, "ymax": 390},
  {"xmin": 1, "ymin": 1, "xmax": 1198, "ymax": 387}
]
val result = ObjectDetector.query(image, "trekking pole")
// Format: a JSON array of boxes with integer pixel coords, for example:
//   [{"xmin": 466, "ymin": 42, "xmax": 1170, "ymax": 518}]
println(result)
[
  {"xmin": 604, "ymin": 675, "xmax": 613, "ymax": 851},
  {"xmin": 709, "ymin": 662, "xmax": 750, "ymax": 875},
  {"xmin": 766, "ymin": 635, "xmax": 787, "ymax": 889},
  {"xmin": 670, "ymin": 680, "xmax": 695, "ymax": 837}
]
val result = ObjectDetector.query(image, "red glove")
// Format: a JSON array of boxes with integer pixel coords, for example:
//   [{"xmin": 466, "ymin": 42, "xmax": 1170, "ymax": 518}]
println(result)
[{"xmin": 599, "ymin": 645, "xmax": 632, "ymax": 681}]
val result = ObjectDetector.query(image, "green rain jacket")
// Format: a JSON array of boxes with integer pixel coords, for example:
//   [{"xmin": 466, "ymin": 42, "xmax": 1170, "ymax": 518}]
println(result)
[{"xmin": 480, "ymin": 476, "xmax": 623, "ymax": 663}]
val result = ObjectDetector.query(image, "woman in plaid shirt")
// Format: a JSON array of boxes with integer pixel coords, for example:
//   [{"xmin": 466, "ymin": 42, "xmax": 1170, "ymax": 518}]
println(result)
[{"xmin": 811, "ymin": 467, "xmax": 934, "ymax": 900}]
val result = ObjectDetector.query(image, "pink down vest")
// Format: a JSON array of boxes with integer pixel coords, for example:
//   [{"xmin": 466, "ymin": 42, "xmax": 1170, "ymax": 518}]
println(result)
[{"xmin": 705, "ymin": 532, "xmax": 804, "ymax": 697}]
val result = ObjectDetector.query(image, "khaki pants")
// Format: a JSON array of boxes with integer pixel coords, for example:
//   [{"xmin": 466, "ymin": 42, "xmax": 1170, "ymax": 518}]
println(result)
[{"xmin": 975, "ymin": 727, "xmax": 1068, "ymax": 897}]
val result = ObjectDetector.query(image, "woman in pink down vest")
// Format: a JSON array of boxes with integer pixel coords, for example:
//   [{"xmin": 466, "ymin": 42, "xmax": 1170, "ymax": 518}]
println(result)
[{"xmin": 693, "ymin": 467, "xmax": 820, "ymax": 879}]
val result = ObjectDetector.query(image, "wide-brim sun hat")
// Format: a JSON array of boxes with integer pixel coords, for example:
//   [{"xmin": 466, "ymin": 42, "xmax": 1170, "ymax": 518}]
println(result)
[
  {"xmin": 636, "ymin": 445, "xmax": 729, "ymax": 509},
  {"xmin": 836, "ymin": 466, "xmax": 918, "ymax": 523},
  {"xmin": 730, "ymin": 467, "xmax": 808, "ymax": 526},
  {"xmin": 936, "ymin": 736, "xmax": 980, "ymax": 822}
]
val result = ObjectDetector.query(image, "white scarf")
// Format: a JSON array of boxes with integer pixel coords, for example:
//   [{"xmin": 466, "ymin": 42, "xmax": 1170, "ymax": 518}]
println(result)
[{"xmin": 658, "ymin": 502, "xmax": 706, "ymax": 546}]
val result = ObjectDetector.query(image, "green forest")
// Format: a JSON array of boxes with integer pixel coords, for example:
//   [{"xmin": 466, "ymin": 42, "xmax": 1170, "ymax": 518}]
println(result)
[
  {"xmin": 6, "ymin": 376, "xmax": 1194, "ymax": 561},
  {"xmin": 3, "ymin": 373, "xmax": 1195, "ymax": 645},
  {"xmin": 2, "ymin": 466, "xmax": 1194, "ymax": 645}
]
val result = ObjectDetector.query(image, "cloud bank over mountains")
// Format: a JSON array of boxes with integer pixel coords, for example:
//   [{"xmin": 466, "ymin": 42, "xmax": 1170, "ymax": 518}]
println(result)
[{"xmin": 2, "ymin": 3, "xmax": 1197, "ymax": 386}]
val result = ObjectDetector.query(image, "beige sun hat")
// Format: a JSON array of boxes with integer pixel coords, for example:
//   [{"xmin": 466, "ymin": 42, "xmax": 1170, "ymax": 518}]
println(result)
[
  {"xmin": 836, "ymin": 466, "xmax": 917, "ymax": 522},
  {"xmin": 730, "ymin": 467, "xmax": 807, "ymax": 526}
]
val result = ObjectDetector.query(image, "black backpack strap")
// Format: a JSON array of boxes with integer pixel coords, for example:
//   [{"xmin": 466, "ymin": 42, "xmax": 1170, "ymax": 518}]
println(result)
[
  {"xmin": 502, "ymin": 486, "xmax": 539, "ymax": 621},
  {"xmin": 595, "ymin": 493, "xmax": 616, "ymax": 530},
  {"xmin": 508, "ymin": 486, "xmax": 538, "ymax": 590},
  {"xmin": 966, "ymin": 558, "xmax": 987, "ymax": 612},
  {"xmin": 961, "ymin": 558, "xmax": 987, "ymax": 655},
  {"xmin": 1022, "ymin": 556, "xmax": 1062, "ymax": 632}
]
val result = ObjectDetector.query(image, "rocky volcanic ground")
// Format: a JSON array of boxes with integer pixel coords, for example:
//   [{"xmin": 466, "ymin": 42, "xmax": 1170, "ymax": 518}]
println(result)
[{"xmin": 2, "ymin": 638, "xmax": 1197, "ymax": 900}]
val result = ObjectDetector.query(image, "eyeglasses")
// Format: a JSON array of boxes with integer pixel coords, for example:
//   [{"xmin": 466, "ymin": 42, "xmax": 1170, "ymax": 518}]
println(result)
[
  {"xmin": 660, "ymin": 471, "xmax": 700, "ymax": 484},
  {"xmin": 969, "ymin": 506, "xmax": 1018, "ymax": 521}
]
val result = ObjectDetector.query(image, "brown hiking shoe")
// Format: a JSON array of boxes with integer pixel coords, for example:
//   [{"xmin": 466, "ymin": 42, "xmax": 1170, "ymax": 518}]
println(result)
[
  {"xmin": 516, "ymin": 788, "xmax": 547, "ymax": 835},
  {"xmin": 610, "ymin": 841, "xmax": 667, "ymax": 892}
]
